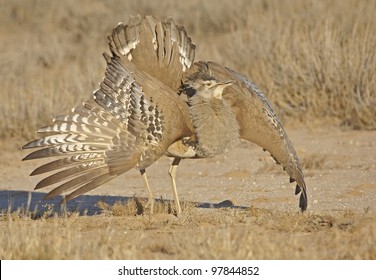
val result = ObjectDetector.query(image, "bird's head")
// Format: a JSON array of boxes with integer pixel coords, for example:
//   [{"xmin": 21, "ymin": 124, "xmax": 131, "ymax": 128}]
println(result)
[
  {"xmin": 181, "ymin": 73, "xmax": 233, "ymax": 100},
  {"xmin": 189, "ymin": 77, "xmax": 233, "ymax": 99}
]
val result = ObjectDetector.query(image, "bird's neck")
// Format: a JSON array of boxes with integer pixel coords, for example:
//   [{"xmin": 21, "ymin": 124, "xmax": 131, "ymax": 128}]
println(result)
[{"xmin": 188, "ymin": 96, "xmax": 240, "ymax": 157}]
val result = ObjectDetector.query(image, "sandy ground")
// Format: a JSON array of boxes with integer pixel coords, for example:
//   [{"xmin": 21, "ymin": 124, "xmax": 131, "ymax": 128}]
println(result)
[{"xmin": 1, "ymin": 124, "xmax": 375, "ymax": 215}]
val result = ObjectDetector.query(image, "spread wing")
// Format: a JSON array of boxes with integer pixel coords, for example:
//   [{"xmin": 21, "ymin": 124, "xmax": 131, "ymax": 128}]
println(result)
[
  {"xmin": 107, "ymin": 15, "xmax": 196, "ymax": 158},
  {"xmin": 201, "ymin": 61, "xmax": 308, "ymax": 211},
  {"xmin": 22, "ymin": 55, "xmax": 191, "ymax": 202},
  {"xmin": 108, "ymin": 15, "xmax": 196, "ymax": 90}
]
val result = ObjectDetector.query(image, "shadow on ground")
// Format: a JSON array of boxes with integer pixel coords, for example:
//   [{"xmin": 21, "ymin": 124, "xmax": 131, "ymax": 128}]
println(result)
[{"xmin": 0, "ymin": 190, "xmax": 247, "ymax": 217}]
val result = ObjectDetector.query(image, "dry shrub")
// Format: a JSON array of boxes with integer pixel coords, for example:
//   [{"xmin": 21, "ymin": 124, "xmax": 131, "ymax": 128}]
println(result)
[
  {"xmin": 0, "ymin": 0, "xmax": 375, "ymax": 140},
  {"xmin": 215, "ymin": 1, "xmax": 376, "ymax": 129}
]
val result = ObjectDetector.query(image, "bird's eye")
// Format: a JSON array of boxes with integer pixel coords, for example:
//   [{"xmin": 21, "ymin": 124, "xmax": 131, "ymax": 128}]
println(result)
[{"xmin": 204, "ymin": 81, "xmax": 213, "ymax": 87}]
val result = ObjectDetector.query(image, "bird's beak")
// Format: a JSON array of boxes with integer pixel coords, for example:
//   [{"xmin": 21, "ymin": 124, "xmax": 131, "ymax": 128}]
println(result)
[
  {"xmin": 215, "ymin": 80, "xmax": 234, "ymax": 87},
  {"xmin": 224, "ymin": 80, "xmax": 235, "ymax": 86},
  {"xmin": 212, "ymin": 80, "xmax": 234, "ymax": 99}
]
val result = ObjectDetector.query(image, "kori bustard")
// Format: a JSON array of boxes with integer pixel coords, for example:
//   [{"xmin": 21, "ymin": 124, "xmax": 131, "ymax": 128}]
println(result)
[{"xmin": 22, "ymin": 15, "xmax": 307, "ymax": 214}]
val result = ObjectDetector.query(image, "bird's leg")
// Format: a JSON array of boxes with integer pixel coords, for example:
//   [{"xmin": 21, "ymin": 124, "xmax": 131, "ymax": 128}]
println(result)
[
  {"xmin": 140, "ymin": 169, "xmax": 154, "ymax": 214},
  {"xmin": 168, "ymin": 157, "xmax": 182, "ymax": 215}
]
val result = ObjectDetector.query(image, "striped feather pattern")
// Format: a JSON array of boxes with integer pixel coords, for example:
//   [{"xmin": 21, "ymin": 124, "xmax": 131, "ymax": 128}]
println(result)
[
  {"xmin": 22, "ymin": 99, "xmax": 139, "ymax": 201},
  {"xmin": 22, "ymin": 54, "xmax": 168, "ymax": 202}
]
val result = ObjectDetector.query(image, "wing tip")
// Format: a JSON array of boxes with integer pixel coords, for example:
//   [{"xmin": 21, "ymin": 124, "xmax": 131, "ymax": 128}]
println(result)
[
  {"xmin": 21, "ymin": 140, "xmax": 36, "ymax": 150},
  {"xmin": 299, "ymin": 194, "xmax": 308, "ymax": 212},
  {"xmin": 22, "ymin": 152, "xmax": 37, "ymax": 161},
  {"xmin": 103, "ymin": 52, "xmax": 112, "ymax": 63},
  {"xmin": 295, "ymin": 184, "xmax": 308, "ymax": 212}
]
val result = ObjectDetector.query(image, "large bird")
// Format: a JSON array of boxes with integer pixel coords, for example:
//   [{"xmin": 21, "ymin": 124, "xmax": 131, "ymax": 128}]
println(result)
[{"xmin": 22, "ymin": 15, "xmax": 307, "ymax": 214}]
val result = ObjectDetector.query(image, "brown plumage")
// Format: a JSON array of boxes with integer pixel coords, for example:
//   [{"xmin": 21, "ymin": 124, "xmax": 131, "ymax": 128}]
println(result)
[
  {"xmin": 183, "ymin": 61, "xmax": 307, "ymax": 211},
  {"xmin": 22, "ymin": 15, "xmax": 307, "ymax": 214}
]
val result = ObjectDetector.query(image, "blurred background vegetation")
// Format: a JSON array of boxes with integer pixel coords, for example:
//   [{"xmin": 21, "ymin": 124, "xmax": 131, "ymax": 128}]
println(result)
[{"xmin": 0, "ymin": 0, "xmax": 375, "ymax": 139}]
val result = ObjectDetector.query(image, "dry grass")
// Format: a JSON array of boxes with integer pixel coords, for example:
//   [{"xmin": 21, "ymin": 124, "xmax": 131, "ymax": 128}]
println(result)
[
  {"xmin": 216, "ymin": 1, "xmax": 376, "ymax": 129},
  {"xmin": 1, "ymin": 199, "xmax": 375, "ymax": 259},
  {"xmin": 0, "ymin": 0, "xmax": 375, "ymax": 140}
]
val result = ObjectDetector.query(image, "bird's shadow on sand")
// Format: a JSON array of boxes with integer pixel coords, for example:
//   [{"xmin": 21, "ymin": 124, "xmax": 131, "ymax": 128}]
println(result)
[{"xmin": 0, "ymin": 190, "xmax": 247, "ymax": 218}]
